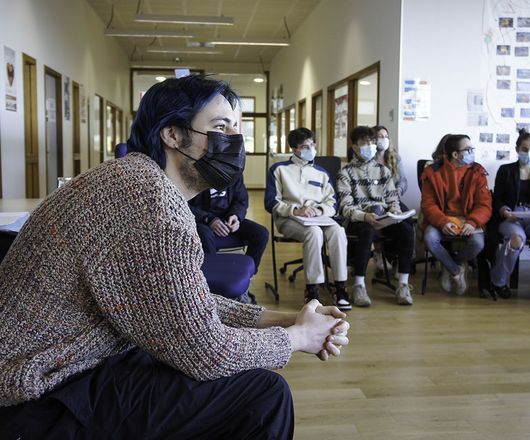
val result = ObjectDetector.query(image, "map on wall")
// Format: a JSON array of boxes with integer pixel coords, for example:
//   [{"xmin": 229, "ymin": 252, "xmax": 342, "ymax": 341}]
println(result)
[{"xmin": 481, "ymin": 0, "xmax": 530, "ymax": 161}]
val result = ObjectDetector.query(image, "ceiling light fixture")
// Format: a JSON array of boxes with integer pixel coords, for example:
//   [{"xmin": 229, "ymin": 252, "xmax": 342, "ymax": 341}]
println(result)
[
  {"xmin": 147, "ymin": 48, "xmax": 223, "ymax": 55},
  {"xmin": 208, "ymin": 38, "xmax": 290, "ymax": 47},
  {"xmin": 359, "ymin": 80, "xmax": 371, "ymax": 86},
  {"xmin": 135, "ymin": 13, "xmax": 234, "ymax": 26},
  {"xmin": 155, "ymin": 76, "xmax": 166, "ymax": 82},
  {"xmin": 105, "ymin": 29, "xmax": 193, "ymax": 38},
  {"xmin": 253, "ymin": 77, "xmax": 265, "ymax": 83}
]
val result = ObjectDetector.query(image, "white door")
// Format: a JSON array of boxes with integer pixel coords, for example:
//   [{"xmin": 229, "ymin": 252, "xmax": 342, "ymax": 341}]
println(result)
[{"xmin": 45, "ymin": 73, "xmax": 58, "ymax": 193}]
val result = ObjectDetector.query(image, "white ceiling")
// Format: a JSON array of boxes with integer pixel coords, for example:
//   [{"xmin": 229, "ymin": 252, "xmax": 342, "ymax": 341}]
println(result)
[{"xmin": 86, "ymin": 0, "xmax": 321, "ymax": 72}]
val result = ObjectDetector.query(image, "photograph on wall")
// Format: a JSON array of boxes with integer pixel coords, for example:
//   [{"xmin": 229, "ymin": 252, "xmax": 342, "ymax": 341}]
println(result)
[
  {"xmin": 496, "ymin": 133, "xmax": 510, "ymax": 143},
  {"xmin": 80, "ymin": 84, "xmax": 87, "ymax": 123},
  {"xmin": 334, "ymin": 94, "xmax": 348, "ymax": 139},
  {"xmin": 516, "ymin": 122, "xmax": 530, "ymax": 131},
  {"xmin": 479, "ymin": 132, "xmax": 494, "ymax": 142},
  {"xmin": 4, "ymin": 46, "xmax": 16, "ymax": 112},
  {"xmin": 496, "ymin": 65, "xmax": 511, "ymax": 75},
  {"xmin": 496, "ymin": 150, "xmax": 510, "ymax": 160},
  {"xmin": 518, "ymin": 69, "xmax": 530, "ymax": 79},
  {"xmin": 467, "ymin": 89, "xmax": 484, "ymax": 111},
  {"xmin": 497, "ymin": 79, "xmax": 511, "ymax": 89},
  {"xmin": 517, "ymin": 93, "xmax": 530, "ymax": 103},
  {"xmin": 515, "ymin": 47, "xmax": 529, "ymax": 56},
  {"xmin": 521, "ymin": 108, "xmax": 530, "ymax": 117},
  {"xmin": 517, "ymin": 81, "xmax": 530, "ymax": 91},
  {"xmin": 501, "ymin": 107, "xmax": 515, "ymax": 117},
  {"xmin": 499, "ymin": 17, "xmax": 514, "ymax": 28},
  {"xmin": 467, "ymin": 112, "xmax": 489, "ymax": 126},
  {"xmin": 519, "ymin": 17, "xmax": 530, "ymax": 27},
  {"xmin": 516, "ymin": 32, "xmax": 530, "ymax": 42},
  {"xmin": 64, "ymin": 76, "xmax": 70, "ymax": 121},
  {"xmin": 497, "ymin": 44, "xmax": 511, "ymax": 55}
]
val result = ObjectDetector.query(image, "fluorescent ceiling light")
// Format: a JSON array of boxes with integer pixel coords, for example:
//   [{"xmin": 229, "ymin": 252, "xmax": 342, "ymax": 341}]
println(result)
[
  {"xmin": 155, "ymin": 76, "xmax": 166, "ymax": 82},
  {"xmin": 135, "ymin": 13, "xmax": 234, "ymax": 26},
  {"xmin": 147, "ymin": 48, "xmax": 223, "ymax": 55},
  {"xmin": 208, "ymin": 39, "xmax": 290, "ymax": 47},
  {"xmin": 359, "ymin": 80, "xmax": 371, "ymax": 86},
  {"xmin": 253, "ymin": 77, "xmax": 265, "ymax": 83},
  {"xmin": 105, "ymin": 29, "xmax": 193, "ymax": 38}
]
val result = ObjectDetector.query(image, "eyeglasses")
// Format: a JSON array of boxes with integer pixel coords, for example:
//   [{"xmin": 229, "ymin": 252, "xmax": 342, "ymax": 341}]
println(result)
[{"xmin": 459, "ymin": 147, "xmax": 475, "ymax": 154}]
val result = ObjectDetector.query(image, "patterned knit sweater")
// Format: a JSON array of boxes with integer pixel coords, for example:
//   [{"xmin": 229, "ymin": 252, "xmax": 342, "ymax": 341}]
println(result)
[
  {"xmin": 337, "ymin": 154, "xmax": 400, "ymax": 224},
  {"xmin": 0, "ymin": 153, "xmax": 291, "ymax": 407}
]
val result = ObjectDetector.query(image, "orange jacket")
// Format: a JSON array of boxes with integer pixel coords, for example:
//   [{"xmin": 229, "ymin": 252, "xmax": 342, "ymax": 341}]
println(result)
[{"xmin": 420, "ymin": 159, "xmax": 492, "ymax": 230}]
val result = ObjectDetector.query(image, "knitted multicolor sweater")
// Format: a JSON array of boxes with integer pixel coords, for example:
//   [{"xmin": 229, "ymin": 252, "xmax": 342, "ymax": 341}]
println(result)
[{"xmin": 0, "ymin": 153, "xmax": 291, "ymax": 406}]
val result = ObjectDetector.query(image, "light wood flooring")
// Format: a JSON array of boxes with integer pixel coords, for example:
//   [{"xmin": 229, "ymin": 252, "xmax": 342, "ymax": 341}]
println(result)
[
  {"xmin": 247, "ymin": 190, "xmax": 530, "ymax": 440},
  {"xmin": 3, "ymin": 194, "xmax": 530, "ymax": 439}
]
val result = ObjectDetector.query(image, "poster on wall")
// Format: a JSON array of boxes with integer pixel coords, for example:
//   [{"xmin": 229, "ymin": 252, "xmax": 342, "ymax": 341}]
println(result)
[
  {"xmin": 334, "ymin": 94, "xmax": 348, "ymax": 139},
  {"xmin": 80, "ymin": 84, "xmax": 87, "ymax": 123},
  {"xmin": 64, "ymin": 76, "xmax": 70, "ymax": 121},
  {"xmin": 4, "ymin": 46, "xmax": 16, "ymax": 112},
  {"xmin": 481, "ymin": 0, "xmax": 530, "ymax": 162},
  {"xmin": 402, "ymin": 78, "xmax": 431, "ymax": 121}
]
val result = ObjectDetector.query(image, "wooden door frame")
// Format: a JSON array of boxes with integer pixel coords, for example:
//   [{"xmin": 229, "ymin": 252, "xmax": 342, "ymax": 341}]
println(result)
[
  {"xmin": 23, "ymin": 53, "xmax": 39, "ymax": 198},
  {"xmin": 326, "ymin": 62, "xmax": 380, "ymax": 157},
  {"xmin": 44, "ymin": 65, "xmax": 64, "ymax": 192},
  {"xmin": 297, "ymin": 98, "xmax": 306, "ymax": 128},
  {"xmin": 72, "ymin": 81, "xmax": 81, "ymax": 176}
]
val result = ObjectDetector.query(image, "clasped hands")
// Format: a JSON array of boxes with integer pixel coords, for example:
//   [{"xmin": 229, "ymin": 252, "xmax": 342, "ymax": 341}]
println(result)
[
  {"xmin": 293, "ymin": 206, "xmax": 322, "ymax": 218},
  {"xmin": 442, "ymin": 221, "xmax": 476, "ymax": 237},
  {"xmin": 209, "ymin": 215, "xmax": 240, "ymax": 236},
  {"xmin": 290, "ymin": 299, "xmax": 350, "ymax": 361}
]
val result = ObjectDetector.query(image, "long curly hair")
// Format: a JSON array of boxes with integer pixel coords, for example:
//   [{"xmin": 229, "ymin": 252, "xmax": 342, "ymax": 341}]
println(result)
[{"xmin": 373, "ymin": 125, "xmax": 399, "ymax": 179}]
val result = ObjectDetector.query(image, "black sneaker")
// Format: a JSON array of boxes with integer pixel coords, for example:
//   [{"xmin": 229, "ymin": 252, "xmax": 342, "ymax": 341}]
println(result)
[
  {"xmin": 305, "ymin": 285, "xmax": 320, "ymax": 303},
  {"xmin": 492, "ymin": 284, "xmax": 512, "ymax": 299},
  {"xmin": 335, "ymin": 288, "xmax": 352, "ymax": 311}
]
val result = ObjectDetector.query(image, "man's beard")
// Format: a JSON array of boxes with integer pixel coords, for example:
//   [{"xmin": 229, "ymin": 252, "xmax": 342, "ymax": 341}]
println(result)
[{"xmin": 179, "ymin": 158, "xmax": 209, "ymax": 194}]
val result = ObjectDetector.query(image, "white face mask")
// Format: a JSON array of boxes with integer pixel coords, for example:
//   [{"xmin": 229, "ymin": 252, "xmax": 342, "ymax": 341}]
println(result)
[
  {"xmin": 359, "ymin": 143, "xmax": 377, "ymax": 161},
  {"xmin": 299, "ymin": 146, "xmax": 316, "ymax": 162},
  {"xmin": 376, "ymin": 137, "xmax": 390, "ymax": 151}
]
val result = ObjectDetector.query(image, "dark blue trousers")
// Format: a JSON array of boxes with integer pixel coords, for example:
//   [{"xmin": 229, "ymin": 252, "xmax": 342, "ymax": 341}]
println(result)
[
  {"xmin": 0, "ymin": 348, "xmax": 294, "ymax": 440},
  {"xmin": 196, "ymin": 219, "xmax": 269, "ymax": 273}
]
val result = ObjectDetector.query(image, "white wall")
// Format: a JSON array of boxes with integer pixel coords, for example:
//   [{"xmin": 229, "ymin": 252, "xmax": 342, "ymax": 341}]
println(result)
[
  {"xmin": 0, "ymin": 0, "xmax": 130, "ymax": 198},
  {"xmin": 399, "ymin": 0, "xmax": 487, "ymax": 211},
  {"xmin": 269, "ymin": 0, "xmax": 402, "ymax": 152}
]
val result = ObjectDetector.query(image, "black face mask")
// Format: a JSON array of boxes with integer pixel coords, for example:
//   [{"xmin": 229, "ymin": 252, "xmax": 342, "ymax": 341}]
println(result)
[{"xmin": 176, "ymin": 128, "xmax": 246, "ymax": 190}]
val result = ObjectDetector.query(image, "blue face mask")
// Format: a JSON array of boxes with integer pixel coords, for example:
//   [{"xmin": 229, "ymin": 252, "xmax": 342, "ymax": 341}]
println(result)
[
  {"xmin": 460, "ymin": 151, "xmax": 475, "ymax": 165},
  {"xmin": 359, "ymin": 143, "xmax": 377, "ymax": 161},
  {"xmin": 519, "ymin": 152, "xmax": 530, "ymax": 165}
]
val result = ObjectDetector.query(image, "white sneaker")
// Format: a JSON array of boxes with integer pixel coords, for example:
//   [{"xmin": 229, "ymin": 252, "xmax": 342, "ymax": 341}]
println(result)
[
  {"xmin": 396, "ymin": 284, "xmax": 413, "ymax": 305},
  {"xmin": 374, "ymin": 251, "xmax": 392, "ymax": 271},
  {"xmin": 352, "ymin": 284, "xmax": 371, "ymax": 307},
  {"xmin": 453, "ymin": 265, "xmax": 467, "ymax": 295},
  {"xmin": 440, "ymin": 267, "xmax": 452, "ymax": 293}
]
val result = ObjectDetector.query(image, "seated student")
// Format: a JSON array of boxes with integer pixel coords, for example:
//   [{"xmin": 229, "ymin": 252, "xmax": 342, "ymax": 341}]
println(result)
[
  {"xmin": 371, "ymin": 125, "xmax": 409, "ymax": 272},
  {"xmin": 488, "ymin": 128, "xmax": 530, "ymax": 298},
  {"xmin": 0, "ymin": 76, "xmax": 350, "ymax": 439},
  {"xmin": 188, "ymin": 175, "xmax": 269, "ymax": 274},
  {"xmin": 265, "ymin": 127, "xmax": 351, "ymax": 311},
  {"xmin": 337, "ymin": 125, "xmax": 414, "ymax": 307},
  {"xmin": 421, "ymin": 134, "xmax": 492, "ymax": 295}
]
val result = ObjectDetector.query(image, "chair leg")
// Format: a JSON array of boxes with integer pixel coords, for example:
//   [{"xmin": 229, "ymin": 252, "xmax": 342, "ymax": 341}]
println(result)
[
  {"xmin": 265, "ymin": 239, "xmax": 280, "ymax": 301},
  {"xmin": 509, "ymin": 257, "xmax": 520, "ymax": 289},
  {"xmin": 422, "ymin": 249, "xmax": 428, "ymax": 295}
]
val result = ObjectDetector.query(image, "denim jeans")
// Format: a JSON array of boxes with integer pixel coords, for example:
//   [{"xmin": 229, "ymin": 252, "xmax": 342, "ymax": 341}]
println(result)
[
  {"xmin": 490, "ymin": 215, "xmax": 530, "ymax": 287},
  {"xmin": 423, "ymin": 225, "xmax": 484, "ymax": 275}
]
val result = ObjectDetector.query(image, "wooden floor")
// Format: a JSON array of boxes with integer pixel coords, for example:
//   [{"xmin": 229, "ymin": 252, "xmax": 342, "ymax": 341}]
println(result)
[
  {"xmin": 248, "ymin": 190, "xmax": 530, "ymax": 440},
  {"xmin": 3, "ymin": 193, "xmax": 530, "ymax": 439}
]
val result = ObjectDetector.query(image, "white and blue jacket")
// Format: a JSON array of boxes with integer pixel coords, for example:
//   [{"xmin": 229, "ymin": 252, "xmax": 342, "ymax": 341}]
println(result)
[{"xmin": 264, "ymin": 154, "xmax": 337, "ymax": 218}]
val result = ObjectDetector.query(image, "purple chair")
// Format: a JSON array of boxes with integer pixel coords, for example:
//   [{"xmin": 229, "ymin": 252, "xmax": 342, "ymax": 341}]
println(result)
[{"xmin": 201, "ymin": 253, "xmax": 255, "ymax": 300}]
